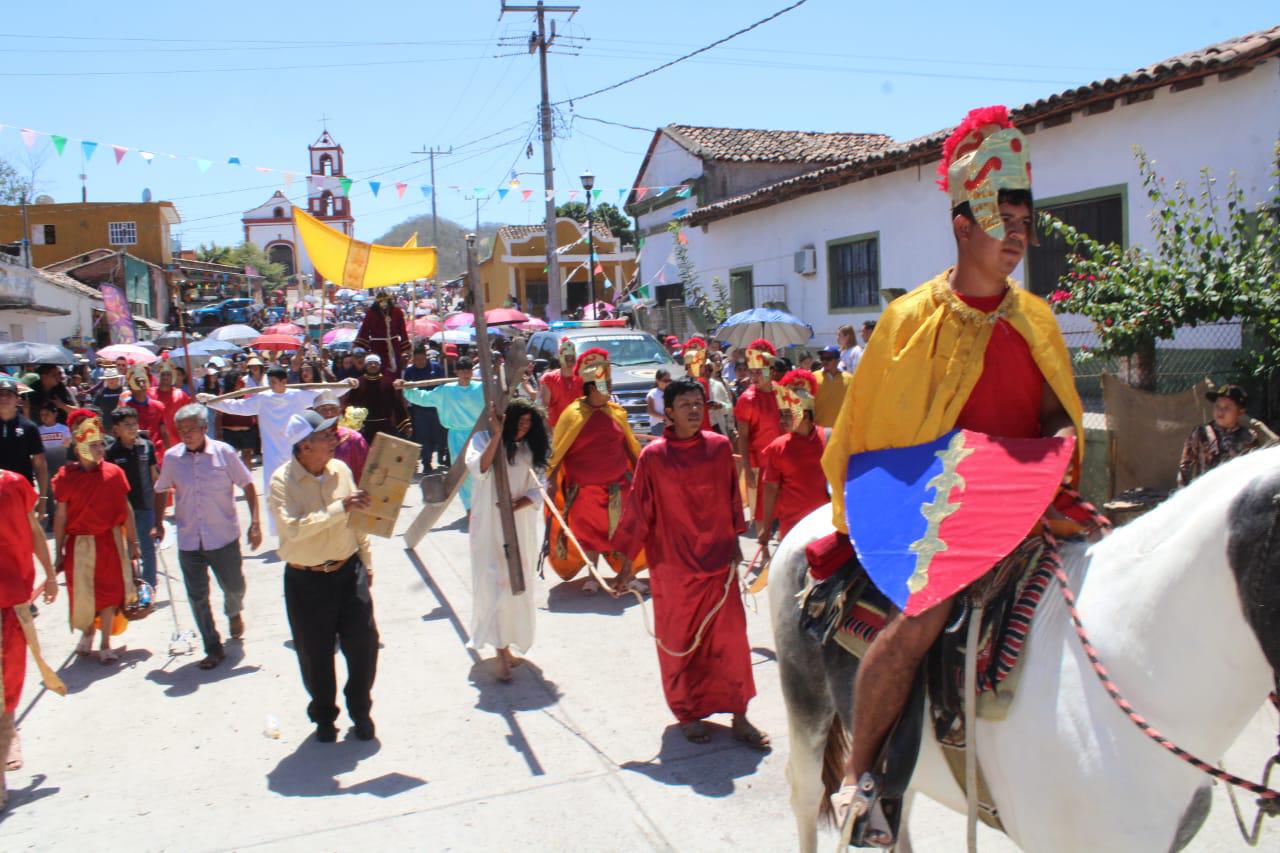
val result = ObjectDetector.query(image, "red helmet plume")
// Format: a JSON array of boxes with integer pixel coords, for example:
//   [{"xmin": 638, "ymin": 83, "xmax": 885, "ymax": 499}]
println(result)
[
  {"xmin": 779, "ymin": 369, "xmax": 818, "ymax": 397},
  {"xmin": 936, "ymin": 105, "xmax": 1013, "ymax": 192}
]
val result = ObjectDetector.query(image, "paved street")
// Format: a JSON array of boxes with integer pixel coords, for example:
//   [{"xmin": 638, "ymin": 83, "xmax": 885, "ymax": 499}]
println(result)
[{"xmin": 2, "ymin": 479, "xmax": 1276, "ymax": 851}]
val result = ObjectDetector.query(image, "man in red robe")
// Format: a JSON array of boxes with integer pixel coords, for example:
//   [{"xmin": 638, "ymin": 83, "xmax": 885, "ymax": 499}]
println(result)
[
  {"xmin": 733, "ymin": 338, "xmax": 783, "ymax": 520},
  {"xmin": 612, "ymin": 376, "xmax": 769, "ymax": 749},
  {"xmin": 355, "ymin": 290, "xmax": 411, "ymax": 376},
  {"xmin": 0, "ymin": 468, "xmax": 57, "ymax": 808},
  {"xmin": 537, "ymin": 337, "xmax": 582, "ymax": 428},
  {"xmin": 346, "ymin": 354, "xmax": 410, "ymax": 443},
  {"xmin": 548, "ymin": 348, "xmax": 640, "ymax": 593},
  {"xmin": 52, "ymin": 410, "xmax": 139, "ymax": 663},
  {"xmin": 123, "ymin": 364, "xmax": 170, "ymax": 451},
  {"xmin": 758, "ymin": 369, "xmax": 828, "ymax": 546}
]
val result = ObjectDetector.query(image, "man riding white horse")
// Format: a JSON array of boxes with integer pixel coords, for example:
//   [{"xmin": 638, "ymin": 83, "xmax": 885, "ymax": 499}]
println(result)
[{"xmin": 821, "ymin": 105, "xmax": 1091, "ymax": 846}]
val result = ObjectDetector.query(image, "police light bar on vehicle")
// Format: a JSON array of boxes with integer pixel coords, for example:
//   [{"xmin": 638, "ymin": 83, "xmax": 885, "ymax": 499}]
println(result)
[{"xmin": 549, "ymin": 319, "xmax": 628, "ymax": 330}]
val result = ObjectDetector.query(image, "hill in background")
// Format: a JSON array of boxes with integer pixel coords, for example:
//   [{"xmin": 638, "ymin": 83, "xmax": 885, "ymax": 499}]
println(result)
[{"xmin": 377, "ymin": 215, "xmax": 503, "ymax": 281}]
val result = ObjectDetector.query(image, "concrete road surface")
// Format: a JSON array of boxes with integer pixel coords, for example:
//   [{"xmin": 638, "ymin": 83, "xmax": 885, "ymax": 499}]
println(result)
[{"xmin": 2, "ymin": 478, "xmax": 1276, "ymax": 851}]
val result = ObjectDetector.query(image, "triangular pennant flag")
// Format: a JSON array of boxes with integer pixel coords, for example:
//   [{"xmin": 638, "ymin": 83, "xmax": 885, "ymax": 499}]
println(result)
[
  {"xmin": 676, "ymin": 185, "xmax": 692, "ymax": 199},
  {"xmin": 546, "ymin": 189, "xmax": 555, "ymax": 201},
  {"xmin": 672, "ymin": 207, "xmax": 689, "ymax": 218},
  {"xmin": 521, "ymin": 189, "xmax": 533, "ymax": 201},
  {"xmin": 338, "ymin": 177, "xmax": 353, "ymax": 196},
  {"xmin": 655, "ymin": 186, "xmax": 669, "ymax": 195},
  {"xmin": 228, "ymin": 156, "xmax": 241, "ymax": 165},
  {"xmin": 50, "ymin": 135, "xmax": 67, "ymax": 156},
  {"xmin": 369, "ymin": 180, "xmax": 381, "ymax": 197},
  {"xmin": 677, "ymin": 231, "xmax": 688, "ymax": 245},
  {"xmin": 636, "ymin": 283, "xmax": 651, "ymax": 298},
  {"xmin": 421, "ymin": 185, "xmax": 433, "ymax": 198},
  {"xmin": 255, "ymin": 166, "xmax": 272, "ymax": 173},
  {"xmin": 196, "ymin": 158, "xmax": 212, "ymax": 173},
  {"xmin": 112, "ymin": 145, "xmax": 128, "ymax": 164},
  {"xmin": 497, "ymin": 187, "xmax": 509, "ymax": 201},
  {"xmin": 568, "ymin": 190, "xmax": 579, "ymax": 202},
  {"xmin": 594, "ymin": 262, "xmax": 604, "ymax": 275},
  {"xmin": 283, "ymin": 170, "xmax": 295, "ymax": 186},
  {"xmin": 618, "ymin": 188, "xmax": 628, "ymax": 202},
  {"xmin": 591, "ymin": 188, "xmax": 602, "ymax": 201},
  {"xmin": 139, "ymin": 151, "xmax": 156, "ymax": 164},
  {"xmin": 81, "ymin": 140, "xmax": 98, "ymax": 161},
  {"xmin": 473, "ymin": 186, "xmax": 486, "ymax": 196},
  {"xmin": 637, "ymin": 237, "xmax": 645, "ymax": 250},
  {"xmin": 635, "ymin": 187, "xmax": 650, "ymax": 201},
  {"xmin": 658, "ymin": 269, "xmax": 666, "ymax": 284},
  {"xmin": 20, "ymin": 129, "xmax": 36, "ymax": 149},
  {"xmin": 395, "ymin": 181, "xmax": 407, "ymax": 199}
]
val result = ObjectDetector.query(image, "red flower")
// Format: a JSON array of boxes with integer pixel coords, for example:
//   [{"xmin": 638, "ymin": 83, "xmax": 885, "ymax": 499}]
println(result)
[{"xmin": 1048, "ymin": 289, "xmax": 1071, "ymax": 304}]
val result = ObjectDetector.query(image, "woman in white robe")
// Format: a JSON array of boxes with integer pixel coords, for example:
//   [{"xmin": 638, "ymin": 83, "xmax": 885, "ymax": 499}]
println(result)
[{"xmin": 465, "ymin": 398, "xmax": 549, "ymax": 681}]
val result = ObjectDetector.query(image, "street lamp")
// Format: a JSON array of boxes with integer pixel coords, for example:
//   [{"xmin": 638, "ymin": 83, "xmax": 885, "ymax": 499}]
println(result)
[{"xmin": 580, "ymin": 170, "xmax": 596, "ymax": 315}]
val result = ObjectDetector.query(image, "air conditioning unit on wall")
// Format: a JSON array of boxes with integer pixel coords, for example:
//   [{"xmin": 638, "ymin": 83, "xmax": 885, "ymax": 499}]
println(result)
[{"xmin": 794, "ymin": 247, "xmax": 816, "ymax": 276}]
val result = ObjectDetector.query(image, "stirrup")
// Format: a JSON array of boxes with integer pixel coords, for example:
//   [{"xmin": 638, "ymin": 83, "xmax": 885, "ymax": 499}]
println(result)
[{"xmin": 832, "ymin": 772, "xmax": 895, "ymax": 849}]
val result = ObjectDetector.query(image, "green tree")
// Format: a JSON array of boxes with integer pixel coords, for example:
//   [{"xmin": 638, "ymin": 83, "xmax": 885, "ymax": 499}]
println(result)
[
  {"xmin": 196, "ymin": 242, "xmax": 287, "ymax": 289},
  {"xmin": 666, "ymin": 221, "xmax": 731, "ymax": 326},
  {"xmin": 0, "ymin": 157, "xmax": 33, "ymax": 204},
  {"xmin": 1042, "ymin": 144, "xmax": 1280, "ymax": 392},
  {"xmin": 556, "ymin": 201, "xmax": 634, "ymax": 246}
]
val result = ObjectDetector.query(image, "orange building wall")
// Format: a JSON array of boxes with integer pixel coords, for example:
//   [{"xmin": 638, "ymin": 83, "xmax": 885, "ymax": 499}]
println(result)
[{"xmin": 0, "ymin": 202, "xmax": 177, "ymax": 269}]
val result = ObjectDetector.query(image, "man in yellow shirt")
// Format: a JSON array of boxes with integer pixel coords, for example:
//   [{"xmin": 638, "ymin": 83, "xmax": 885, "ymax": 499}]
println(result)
[
  {"xmin": 813, "ymin": 346, "xmax": 851, "ymax": 429},
  {"xmin": 269, "ymin": 410, "xmax": 378, "ymax": 744}
]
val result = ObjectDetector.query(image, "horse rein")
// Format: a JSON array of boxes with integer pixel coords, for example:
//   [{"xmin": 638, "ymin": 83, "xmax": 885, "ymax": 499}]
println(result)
[{"xmin": 1048, "ymin": 497, "xmax": 1280, "ymax": 840}]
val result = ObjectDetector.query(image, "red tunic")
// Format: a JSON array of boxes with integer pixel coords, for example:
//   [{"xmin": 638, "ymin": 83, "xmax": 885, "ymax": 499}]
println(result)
[
  {"xmin": 612, "ymin": 429, "xmax": 754, "ymax": 723},
  {"xmin": 541, "ymin": 370, "xmax": 582, "ymax": 427},
  {"xmin": 0, "ymin": 472, "xmax": 36, "ymax": 713},
  {"xmin": 760, "ymin": 427, "xmax": 829, "ymax": 538},
  {"xmin": 733, "ymin": 384, "xmax": 783, "ymax": 469},
  {"xmin": 955, "ymin": 292, "xmax": 1045, "ymax": 439},
  {"xmin": 562, "ymin": 409, "xmax": 632, "ymax": 554},
  {"xmin": 334, "ymin": 426, "xmax": 369, "ymax": 483},
  {"xmin": 53, "ymin": 463, "xmax": 130, "ymax": 615},
  {"xmin": 126, "ymin": 394, "xmax": 169, "ymax": 449},
  {"xmin": 355, "ymin": 304, "xmax": 411, "ymax": 376},
  {"xmin": 153, "ymin": 385, "xmax": 192, "ymax": 453}
]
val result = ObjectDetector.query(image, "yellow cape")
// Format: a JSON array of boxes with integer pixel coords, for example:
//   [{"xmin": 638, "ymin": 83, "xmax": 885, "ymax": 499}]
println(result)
[
  {"xmin": 549, "ymin": 399, "xmax": 641, "ymax": 471},
  {"xmin": 292, "ymin": 207, "xmax": 437, "ymax": 288},
  {"xmin": 821, "ymin": 269, "xmax": 1084, "ymax": 533}
]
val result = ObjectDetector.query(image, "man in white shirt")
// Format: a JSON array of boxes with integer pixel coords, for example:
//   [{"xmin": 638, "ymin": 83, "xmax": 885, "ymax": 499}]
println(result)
[{"xmin": 645, "ymin": 370, "xmax": 671, "ymax": 436}]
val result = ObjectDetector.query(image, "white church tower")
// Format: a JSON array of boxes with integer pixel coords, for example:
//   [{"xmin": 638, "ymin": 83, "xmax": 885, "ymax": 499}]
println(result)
[{"xmin": 242, "ymin": 130, "xmax": 356, "ymax": 282}]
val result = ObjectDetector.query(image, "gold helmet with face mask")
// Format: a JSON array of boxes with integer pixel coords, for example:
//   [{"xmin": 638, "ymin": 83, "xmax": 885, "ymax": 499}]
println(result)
[
  {"xmin": 745, "ymin": 338, "xmax": 777, "ymax": 371},
  {"xmin": 574, "ymin": 348, "xmax": 611, "ymax": 396},
  {"xmin": 682, "ymin": 336, "xmax": 708, "ymax": 379},
  {"xmin": 127, "ymin": 363, "xmax": 150, "ymax": 395},
  {"xmin": 558, "ymin": 336, "xmax": 577, "ymax": 369},
  {"xmin": 937, "ymin": 105, "xmax": 1035, "ymax": 243},
  {"xmin": 69, "ymin": 408, "xmax": 105, "ymax": 464},
  {"xmin": 774, "ymin": 369, "xmax": 818, "ymax": 425}
]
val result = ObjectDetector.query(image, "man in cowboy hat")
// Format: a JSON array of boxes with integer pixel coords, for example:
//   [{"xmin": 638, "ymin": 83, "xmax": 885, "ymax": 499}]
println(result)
[
  {"xmin": 1177, "ymin": 384, "xmax": 1277, "ymax": 486},
  {"xmin": 92, "ymin": 368, "xmax": 127, "ymax": 431}
]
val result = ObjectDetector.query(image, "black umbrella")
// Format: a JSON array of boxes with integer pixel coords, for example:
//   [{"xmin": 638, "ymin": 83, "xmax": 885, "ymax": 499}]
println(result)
[{"xmin": 0, "ymin": 341, "xmax": 77, "ymax": 366}]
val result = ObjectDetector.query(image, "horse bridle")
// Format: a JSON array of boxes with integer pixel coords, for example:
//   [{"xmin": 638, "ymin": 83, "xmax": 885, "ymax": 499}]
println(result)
[{"xmin": 1050, "ymin": 494, "xmax": 1280, "ymax": 845}]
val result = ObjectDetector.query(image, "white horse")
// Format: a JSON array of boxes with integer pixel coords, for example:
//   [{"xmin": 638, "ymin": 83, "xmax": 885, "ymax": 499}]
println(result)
[{"xmin": 770, "ymin": 446, "xmax": 1280, "ymax": 852}]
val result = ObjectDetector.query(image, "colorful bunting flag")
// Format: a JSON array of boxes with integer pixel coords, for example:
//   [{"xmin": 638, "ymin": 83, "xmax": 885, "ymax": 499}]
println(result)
[
  {"xmin": 20, "ymin": 129, "xmax": 36, "ymax": 149},
  {"xmin": 497, "ymin": 187, "xmax": 509, "ymax": 201},
  {"xmin": 655, "ymin": 186, "xmax": 668, "ymax": 195},
  {"xmin": 672, "ymin": 207, "xmax": 689, "ymax": 218},
  {"xmin": 139, "ymin": 151, "xmax": 156, "ymax": 164},
  {"xmin": 338, "ymin": 177, "xmax": 353, "ymax": 196},
  {"xmin": 395, "ymin": 181, "xmax": 407, "ymax": 199},
  {"xmin": 567, "ymin": 190, "xmax": 579, "ymax": 202},
  {"xmin": 50, "ymin": 135, "xmax": 67, "ymax": 156},
  {"xmin": 618, "ymin": 188, "xmax": 627, "ymax": 202},
  {"xmin": 521, "ymin": 189, "xmax": 533, "ymax": 201},
  {"xmin": 196, "ymin": 159, "xmax": 212, "ymax": 173},
  {"xmin": 81, "ymin": 140, "xmax": 97, "ymax": 162},
  {"xmin": 636, "ymin": 187, "xmax": 650, "ymax": 201},
  {"xmin": 676, "ymin": 185, "xmax": 693, "ymax": 199},
  {"xmin": 112, "ymin": 145, "xmax": 128, "ymax": 164},
  {"xmin": 421, "ymin": 185, "xmax": 432, "ymax": 198},
  {"xmin": 677, "ymin": 231, "xmax": 688, "ymax": 245},
  {"xmin": 594, "ymin": 262, "xmax": 603, "ymax": 275},
  {"xmin": 283, "ymin": 170, "xmax": 295, "ymax": 186},
  {"xmin": 369, "ymin": 180, "xmax": 381, "ymax": 197},
  {"xmin": 591, "ymin": 188, "xmax": 602, "ymax": 201},
  {"xmin": 546, "ymin": 190, "xmax": 555, "ymax": 201},
  {"xmin": 255, "ymin": 166, "xmax": 272, "ymax": 173},
  {"xmin": 228, "ymin": 156, "xmax": 241, "ymax": 165}
]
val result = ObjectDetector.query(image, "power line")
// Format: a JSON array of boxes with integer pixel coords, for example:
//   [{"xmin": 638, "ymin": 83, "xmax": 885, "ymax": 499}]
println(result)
[
  {"xmin": 572, "ymin": 114, "xmax": 654, "ymax": 134},
  {"xmin": 0, "ymin": 32, "xmax": 492, "ymax": 46},
  {"xmin": 0, "ymin": 54, "xmax": 499, "ymax": 78},
  {"xmin": 551, "ymin": 0, "xmax": 808, "ymax": 105}
]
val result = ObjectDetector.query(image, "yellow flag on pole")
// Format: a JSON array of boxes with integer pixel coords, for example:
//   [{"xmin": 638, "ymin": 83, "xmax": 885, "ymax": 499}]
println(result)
[
  {"xmin": 292, "ymin": 207, "xmax": 436, "ymax": 288},
  {"xmin": 402, "ymin": 232, "xmax": 419, "ymax": 248}
]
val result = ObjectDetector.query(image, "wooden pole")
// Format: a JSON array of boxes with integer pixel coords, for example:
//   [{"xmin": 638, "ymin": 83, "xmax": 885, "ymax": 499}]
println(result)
[{"xmin": 467, "ymin": 235, "xmax": 526, "ymax": 595}]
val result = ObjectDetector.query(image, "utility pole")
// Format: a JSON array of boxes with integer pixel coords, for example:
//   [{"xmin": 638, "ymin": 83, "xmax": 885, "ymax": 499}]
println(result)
[
  {"xmin": 501, "ymin": 1, "xmax": 579, "ymax": 321},
  {"xmin": 409, "ymin": 145, "xmax": 452, "ymax": 250}
]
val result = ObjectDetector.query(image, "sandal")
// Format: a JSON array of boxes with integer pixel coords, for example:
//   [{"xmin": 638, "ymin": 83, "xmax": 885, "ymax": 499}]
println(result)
[
  {"xmin": 74, "ymin": 636, "xmax": 93, "ymax": 657},
  {"xmin": 97, "ymin": 648, "xmax": 120, "ymax": 664},
  {"xmin": 731, "ymin": 719, "xmax": 772, "ymax": 751},
  {"xmin": 582, "ymin": 578, "xmax": 600, "ymax": 594},
  {"xmin": 681, "ymin": 721, "xmax": 711, "ymax": 744}
]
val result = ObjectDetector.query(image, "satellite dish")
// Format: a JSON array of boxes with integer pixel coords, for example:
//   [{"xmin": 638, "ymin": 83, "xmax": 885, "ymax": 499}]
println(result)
[
  {"xmin": 34, "ymin": 194, "xmax": 54, "ymax": 205},
  {"xmin": 141, "ymin": 188, "xmax": 153, "ymax": 203}
]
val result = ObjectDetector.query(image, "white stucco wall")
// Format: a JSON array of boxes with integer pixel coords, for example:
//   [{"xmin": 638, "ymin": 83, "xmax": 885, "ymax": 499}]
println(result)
[
  {"xmin": 686, "ymin": 59, "xmax": 1280, "ymax": 348},
  {"xmin": 0, "ymin": 266, "xmax": 101, "ymax": 345},
  {"xmin": 635, "ymin": 137, "xmax": 703, "ymax": 286}
]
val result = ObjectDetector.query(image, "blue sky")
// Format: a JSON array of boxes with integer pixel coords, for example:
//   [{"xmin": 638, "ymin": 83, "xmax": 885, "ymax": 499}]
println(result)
[{"xmin": 3, "ymin": 1, "xmax": 1274, "ymax": 249}]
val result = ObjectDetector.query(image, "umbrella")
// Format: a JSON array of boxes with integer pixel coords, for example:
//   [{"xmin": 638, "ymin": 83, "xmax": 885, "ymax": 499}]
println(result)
[
  {"xmin": 251, "ymin": 334, "xmax": 303, "ymax": 351},
  {"xmin": 263, "ymin": 322, "xmax": 304, "ymax": 336},
  {"xmin": 430, "ymin": 326, "xmax": 508, "ymax": 345},
  {"xmin": 714, "ymin": 307, "xmax": 814, "ymax": 349},
  {"xmin": 0, "ymin": 341, "xmax": 77, "ymax": 366},
  {"xmin": 443, "ymin": 312, "xmax": 473, "ymax": 330},
  {"xmin": 581, "ymin": 303, "xmax": 616, "ymax": 320},
  {"xmin": 322, "ymin": 327, "xmax": 357, "ymax": 345},
  {"xmin": 209, "ymin": 324, "xmax": 261, "ymax": 346},
  {"xmin": 166, "ymin": 338, "xmax": 242, "ymax": 361},
  {"xmin": 297, "ymin": 314, "xmax": 329, "ymax": 327},
  {"xmin": 412, "ymin": 318, "xmax": 443, "ymax": 338},
  {"xmin": 135, "ymin": 340, "xmax": 160, "ymax": 352},
  {"xmin": 515, "ymin": 317, "xmax": 550, "ymax": 332},
  {"xmin": 336, "ymin": 288, "xmax": 357, "ymax": 299},
  {"xmin": 96, "ymin": 344, "xmax": 158, "ymax": 364},
  {"xmin": 444, "ymin": 308, "xmax": 528, "ymax": 329},
  {"xmin": 153, "ymin": 330, "xmax": 187, "ymax": 348}
]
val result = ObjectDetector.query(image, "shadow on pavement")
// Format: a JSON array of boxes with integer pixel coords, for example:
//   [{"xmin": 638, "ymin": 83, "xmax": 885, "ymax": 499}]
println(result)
[
  {"xmin": 0, "ymin": 773, "xmax": 60, "ymax": 823},
  {"xmin": 468, "ymin": 659, "xmax": 561, "ymax": 713},
  {"xmin": 144, "ymin": 643, "xmax": 261, "ymax": 697},
  {"xmin": 619, "ymin": 722, "xmax": 769, "ymax": 797},
  {"xmin": 59, "ymin": 647, "xmax": 153, "ymax": 695},
  {"xmin": 545, "ymin": 579, "xmax": 644, "ymax": 615},
  {"xmin": 266, "ymin": 737, "xmax": 426, "ymax": 799}
]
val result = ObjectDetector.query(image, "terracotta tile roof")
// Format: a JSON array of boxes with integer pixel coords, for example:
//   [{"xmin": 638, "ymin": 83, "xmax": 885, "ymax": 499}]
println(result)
[
  {"xmin": 688, "ymin": 25, "xmax": 1280, "ymax": 226},
  {"xmin": 663, "ymin": 125, "xmax": 891, "ymax": 163},
  {"xmin": 497, "ymin": 221, "xmax": 614, "ymax": 243}
]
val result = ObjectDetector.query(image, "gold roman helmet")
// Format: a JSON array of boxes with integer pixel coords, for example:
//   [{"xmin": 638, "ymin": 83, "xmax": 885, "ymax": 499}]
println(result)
[
  {"xmin": 937, "ymin": 105, "xmax": 1034, "ymax": 242},
  {"xmin": 127, "ymin": 363, "xmax": 150, "ymax": 394},
  {"xmin": 682, "ymin": 336, "xmax": 708, "ymax": 379},
  {"xmin": 340, "ymin": 406, "xmax": 368, "ymax": 432},
  {"xmin": 574, "ymin": 348, "xmax": 611, "ymax": 395},
  {"xmin": 69, "ymin": 409, "xmax": 105, "ymax": 463},
  {"xmin": 558, "ymin": 336, "xmax": 577, "ymax": 369},
  {"xmin": 745, "ymin": 338, "xmax": 777, "ymax": 371},
  {"xmin": 774, "ymin": 369, "xmax": 818, "ymax": 424}
]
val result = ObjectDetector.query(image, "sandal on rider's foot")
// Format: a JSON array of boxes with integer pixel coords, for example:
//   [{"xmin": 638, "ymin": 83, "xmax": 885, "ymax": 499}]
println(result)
[
  {"xmin": 831, "ymin": 773, "xmax": 894, "ymax": 848},
  {"xmin": 681, "ymin": 721, "xmax": 711, "ymax": 744}
]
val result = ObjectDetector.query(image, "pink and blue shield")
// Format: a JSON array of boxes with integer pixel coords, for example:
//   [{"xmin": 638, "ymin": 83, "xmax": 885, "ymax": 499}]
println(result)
[{"xmin": 844, "ymin": 429, "xmax": 1075, "ymax": 616}]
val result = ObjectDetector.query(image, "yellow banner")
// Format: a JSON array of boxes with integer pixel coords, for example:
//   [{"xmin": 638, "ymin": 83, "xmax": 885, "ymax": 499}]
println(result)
[{"xmin": 292, "ymin": 207, "xmax": 436, "ymax": 288}]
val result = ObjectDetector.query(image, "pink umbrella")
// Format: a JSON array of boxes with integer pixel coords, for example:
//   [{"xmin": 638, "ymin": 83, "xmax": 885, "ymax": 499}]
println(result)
[
  {"xmin": 263, "ymin": 322, "xmax": 304, "ymax": 336},
  {"xmin": 413, "ymin": 318, "xmax": 443, "ymax": 338},
  {"xmin": 251, "ymin": 334, "xmax": 303, "ymax": 351},
  {"xmin": 485, "ymin": 307, "xmax": 529, "ymax": 326},
  {"xmin": 443, "ymin": 312, "xmax": 473, "ymax": 330},
  {"xmin": 515, "ymin": 317, "xmax": 550, "ymax": 332},
  {"xmin": 581, "ymin": 302, "xmax": 616, "ymax": 320},
  {"xmin": 97, "ymin": 343, "xmax": 158, "ymax": 365},
  {"xmin": 322, "ymin": 328, "xmax": 357, "ymax": 345}
]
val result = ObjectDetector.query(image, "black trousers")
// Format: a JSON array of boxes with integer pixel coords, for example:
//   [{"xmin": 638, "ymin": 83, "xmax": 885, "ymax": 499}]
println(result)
[{"xmin": 283, "ymin": 556, "xmax": 379, "ymax": 728}]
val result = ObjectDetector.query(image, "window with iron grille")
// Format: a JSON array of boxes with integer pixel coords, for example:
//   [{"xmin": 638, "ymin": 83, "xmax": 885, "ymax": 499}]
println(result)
[
  {"xmin": 828, "ymin": 234, "xmax": 879, "ymax": 309},
  {"xmin": 108, "ymin": 221, "xmax": 138, "ymax": 246},
  {"xmin": 1028, "ymin": 192, "xmax": 1124, "ymax": 296}
]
